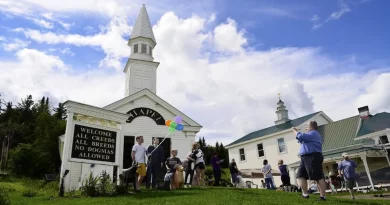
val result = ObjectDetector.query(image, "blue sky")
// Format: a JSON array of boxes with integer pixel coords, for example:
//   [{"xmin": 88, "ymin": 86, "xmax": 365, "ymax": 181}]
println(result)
[
  {"xmin": 1, "ymin": 0, "xmax": 390, "ymax": 144},
  {"xmin": 2, "ymin": 0, "xmax": 389, "ymax": 71}
]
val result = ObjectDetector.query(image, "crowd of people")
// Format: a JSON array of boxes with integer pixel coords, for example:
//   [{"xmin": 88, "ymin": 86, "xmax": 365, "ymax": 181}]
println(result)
[
  {"xmin": 130, "ymin": 136, "xmax": 209, "ymax": 190},
  {"xmin": 130, "ymin": 120, "xmax": 358, "ymax": 200}
]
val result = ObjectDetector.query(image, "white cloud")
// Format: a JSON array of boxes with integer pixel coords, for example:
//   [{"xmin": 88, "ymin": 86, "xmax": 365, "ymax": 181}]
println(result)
[
  {"xmin": 1, "ymin": 7, "xmax": 390, "ymax": 146},
  {"xmin": 0, "ymin": 0, "xmax": 132, "ymax": 18},
  {"xmin": 2, "ymin": 38, "xmax": 31, "ymax": 51},
  {"xmin": 207, "ymin": 13, "xmax": 216, "ymax": 24},
  {"xmin": 58, "ymin": 21, "xmax": 73, "ymax": 30},
  {"xmin": 15, "ymin": 15, "xmax": 131, "ymax": 70},
  {"xmin": 213, "ymin": 18, "xmax": 247, "ymax": 53},
  {"xmin": 60, "ymin": 47, "xmax": 75, "ymax": 56},
  {"xmin": 30, "ymin": 18, "xmax": 53, "ymax": 29},
  {"xmin": 327, "ymin": 2, "xmax": 351, "ymax": 21},
  {"xmin": 311, "ymin": 14, "xmax": 319, "ymax": 22},
  {"xmin": 0, "ymin": 48, "xmax": 123, "ymax": 108},
  {"xmin": 41, "ymin": 12, "xmax": 53, "ymax": 20},
  {"xmin": 312, "ymin": 1, "xmax": 351, "ymax": 30}
]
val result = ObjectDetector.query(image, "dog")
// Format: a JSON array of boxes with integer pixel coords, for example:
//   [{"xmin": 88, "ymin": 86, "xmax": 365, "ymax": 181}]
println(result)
[
  {"xmin": 120, "ymin": 162, "xmax": 141, "ymax": 191},
  {"xmin": 171, "ymin": 165, "xmax": 185, "ymax": 190},
  {"xmin": 235, "ymin": 175, "xmax": 246, "ymax": 188}
]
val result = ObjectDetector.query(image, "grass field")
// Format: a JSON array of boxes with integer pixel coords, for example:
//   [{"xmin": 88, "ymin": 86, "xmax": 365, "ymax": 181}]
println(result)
[{"xmin": 1, "ymin": 180, "xmax": 390, "ymax": 205}]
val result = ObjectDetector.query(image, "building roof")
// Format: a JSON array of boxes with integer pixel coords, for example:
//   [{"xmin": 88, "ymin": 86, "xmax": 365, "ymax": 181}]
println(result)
[
  {"xmin": 319, "ymin": 115, "xmax": 365, "ymax": 152},
  {"xmin": 131, "ymin": 4, "xmax": 156, "ymax": 43},
  {"xmin": 226, "ymin": 111, "xmax": 321, "ymax": 147},
  {"xmin": 356, "ymin": 112, "xmax": 390, "ymax": 137}
]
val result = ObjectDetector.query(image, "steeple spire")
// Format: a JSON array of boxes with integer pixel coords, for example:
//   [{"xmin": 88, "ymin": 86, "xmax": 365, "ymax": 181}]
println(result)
[
  {"xmin": 275, "ymin": 93, "xmax": 290, "ymax": 125},
  {"xmin": 130, "ymin": 4, "xmax": 156, "ymax": 43}
]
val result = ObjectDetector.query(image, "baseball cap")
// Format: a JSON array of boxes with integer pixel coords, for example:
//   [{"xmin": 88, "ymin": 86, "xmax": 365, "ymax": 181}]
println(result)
[{"xmin": 342, "ymin": 153, "xmax": 348, "ymax": 157}]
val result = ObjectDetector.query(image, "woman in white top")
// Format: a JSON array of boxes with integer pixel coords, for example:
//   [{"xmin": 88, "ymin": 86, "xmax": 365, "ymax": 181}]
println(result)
[
  {"xmin": 184, "ymin": 148, "xmax": 196, "ymax": 188},
  {"xmin": 193, "ymin": 142, "xmax": 205, "ymax": 187}
]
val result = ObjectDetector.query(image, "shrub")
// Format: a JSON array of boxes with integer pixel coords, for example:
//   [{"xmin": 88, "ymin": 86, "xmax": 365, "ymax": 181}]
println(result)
[
  {"xmin": 0, "ymin": 187, "xmax": 10, "ymax": 205},
  {"xmin": 98, "ymin": 171, "xmax": 116, "ymax": 196},
  {"xmin": 80, "ymin": 172, "xmax": 99, "ymax": 197}
]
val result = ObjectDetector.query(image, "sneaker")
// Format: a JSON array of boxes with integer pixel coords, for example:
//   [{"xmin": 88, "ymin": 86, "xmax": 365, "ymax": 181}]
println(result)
[
  {"xmin": 301, "ymin": 195, "xmax": 309, "ymax": 199},
  {"xmin": 188, "ymin": 185, "xmax": 191, "ymax": 188},
  {"xmin": 184, "ymin": 185, "xmax": 187, "ymax": 188},
  {"xmin": 317, "ymin": 197, "xmax": 326, "ymax": 201}
]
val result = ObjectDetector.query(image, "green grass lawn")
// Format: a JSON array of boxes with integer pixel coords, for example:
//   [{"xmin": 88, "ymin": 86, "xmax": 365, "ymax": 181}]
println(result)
[{"xmin": 1, "ymin": 181, "xmax": 390, "ymax": 205}]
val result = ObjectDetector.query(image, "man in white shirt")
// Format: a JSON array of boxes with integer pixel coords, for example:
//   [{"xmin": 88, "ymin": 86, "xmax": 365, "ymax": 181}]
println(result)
[
  {"xmin": 132, "ymin": 136, "xmax": 147, "ymax": 190},
  {"xmin": 262, "ymin": 159, "xmax": 275, "ymax": 189}
]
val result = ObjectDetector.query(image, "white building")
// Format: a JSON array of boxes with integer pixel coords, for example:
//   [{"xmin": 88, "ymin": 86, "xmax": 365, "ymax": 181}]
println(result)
[
  {"xmin": 59, "ymin": 5, "xmax": 202, "ymax": 191},
  {"xmin": 226, "ymin": 99, "xmax": 390, "ymax": 189},
  {"xmin": 225, "ymin": 98, "xmax": 332, "ymax": 187}
]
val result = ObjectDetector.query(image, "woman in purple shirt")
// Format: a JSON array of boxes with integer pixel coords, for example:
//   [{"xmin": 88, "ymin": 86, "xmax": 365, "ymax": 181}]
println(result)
[
  {"xmin": 278, "ymin": 160, "xmax": 291, "ymax": 192},
  {"xmin": 211, "ymin": 152, "xmax": 221, "ymax": 186}
]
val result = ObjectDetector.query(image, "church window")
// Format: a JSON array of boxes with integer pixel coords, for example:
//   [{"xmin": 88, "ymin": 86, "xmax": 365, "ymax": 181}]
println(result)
[
  {"xmin": 141, "ymin": 44, "xmax": 147, "ymax": 53},
  {"xmin": 257, "ymin": 143, "xmax": 265, "ymax": 157},
  {"xmin": 277, "ymin": 138, "xmax": 287, "ymax": 153},
  {"xmin": 149, "ymin": 46, "xmax": 153, "ymax": 56},
  {"xmin": 133, "ymin": 44, "xmax": 138, "ymax": 53},
  {"xmin": 239, "ymin": 148, "xmax": 246, "ymax": 161}
]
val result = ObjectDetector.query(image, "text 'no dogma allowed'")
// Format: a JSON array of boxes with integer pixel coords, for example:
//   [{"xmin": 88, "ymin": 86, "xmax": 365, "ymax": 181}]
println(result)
[{"xmin": 71, "ymin": 124, "xmax": 117, "ymax": 163}]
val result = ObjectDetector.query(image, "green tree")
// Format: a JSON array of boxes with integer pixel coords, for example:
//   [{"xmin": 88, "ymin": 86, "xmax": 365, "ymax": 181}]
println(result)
[
  {"xmin": 0, "ymin": 94, "xmax": 66, "ymax": 177},
  {"xmin": 53, "ymin": 103, "xmax": 66, "ymax": 120}
]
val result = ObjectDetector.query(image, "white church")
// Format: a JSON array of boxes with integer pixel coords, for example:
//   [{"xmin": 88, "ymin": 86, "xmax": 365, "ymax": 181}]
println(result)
[{"xmin": 59, "ymin": 5, "xmax": 202, "ymax": 191}]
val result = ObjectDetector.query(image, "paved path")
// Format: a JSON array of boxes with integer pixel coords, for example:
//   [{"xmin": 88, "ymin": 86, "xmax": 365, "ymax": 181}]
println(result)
[{"xmin": 337, "ymin": 194, "xmax": 390, "ymax": 200}]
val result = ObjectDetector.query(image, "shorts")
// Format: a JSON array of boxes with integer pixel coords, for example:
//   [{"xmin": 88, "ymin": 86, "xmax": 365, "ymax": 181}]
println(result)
[
  {"xmin": 195, "ymin": 162, "xmax": 205, "ymax": 170},
  {"xmin": 281, "ymin": 175, "xmax": 291, "ymax": 186},
  {"xmin": 296, "ymin": 152, "xmax": 324, "ymax": 181},
  {"xmin": 345, "ymin": 179, "xmax": 355, "ymax": 190},
  {"xmin": 136, "ymin": 163, "xmax": 147, "ymax": 177}
]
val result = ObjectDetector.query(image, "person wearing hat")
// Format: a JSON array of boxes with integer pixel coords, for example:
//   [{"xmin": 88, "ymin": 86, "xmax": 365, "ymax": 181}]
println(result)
[{"xmin": 338, "ymin": 153, "xmax": 357, "ymax": 199}]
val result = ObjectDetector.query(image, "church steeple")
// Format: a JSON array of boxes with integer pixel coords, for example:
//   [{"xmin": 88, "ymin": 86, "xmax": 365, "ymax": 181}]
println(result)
[
  {"xmin": 275, "ymin": 94, "xmax": 290, "ymax": 125},
  {"xmin": 130, "ymin": 4, "xmax": 156, "ymax": 43},
  {"xmin": 124, "ymin": 4, "xmax": 160, "ymax": 97}
]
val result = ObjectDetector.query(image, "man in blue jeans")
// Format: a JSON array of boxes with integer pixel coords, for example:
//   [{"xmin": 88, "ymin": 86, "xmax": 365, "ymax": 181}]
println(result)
[
  {"xmin": 262, "ymin": 159, "xmax": 275, "ymax": 189},
  {"xmin": 293, "ymin": 121, "xmax": 327, "ymax": 201}
]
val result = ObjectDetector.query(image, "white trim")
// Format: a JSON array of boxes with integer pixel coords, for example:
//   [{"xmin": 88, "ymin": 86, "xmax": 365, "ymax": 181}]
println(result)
[
  {"xmin": 354, "ymin": 129, "xmax": 390, "ymax": 141},
  {"xmin": 102, "ymin": 89, "xmax": 202, "ymax": 128},
  {"xmin": 64, "ymin": 100, "xmax": 129, "ymax": 123},
  {"xmin": 226, "ymin": 111, "xmax": 333, "ymax": 149},
  {"xmin": 354, "ymin": 117, "xmax": 363, "ymax": 137},
  {"xmin": 322, "ymin": 144, "xmax": 364, "ymax": 154},
  {"xmin": 360, "ymin": 154, "xmax": 375, "ymax": 190}
]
